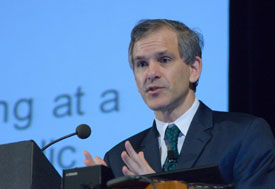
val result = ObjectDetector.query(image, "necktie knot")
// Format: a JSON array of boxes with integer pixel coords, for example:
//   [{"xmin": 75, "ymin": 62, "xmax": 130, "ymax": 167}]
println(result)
[{"xmin": 164, "ymin": 124, "xmax": 181, "ymax": 150}]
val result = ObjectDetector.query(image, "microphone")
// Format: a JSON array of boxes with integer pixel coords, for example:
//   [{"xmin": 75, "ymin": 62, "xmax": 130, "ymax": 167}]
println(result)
[
  {"xmin": 167, "ymin": 150, "xmax": 178, "ymax": 163},
  {"xmin": 41, "ymin": 124, "xmax": 91, "ymax": 151}
]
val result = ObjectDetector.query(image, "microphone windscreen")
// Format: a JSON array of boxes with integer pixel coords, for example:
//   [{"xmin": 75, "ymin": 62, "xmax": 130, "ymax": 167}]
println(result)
[
  {"xmin": 167, "ymin": 150, "xmax": 178, "ymax": 160},
  {"xmin": 76, "ymin": 124, "xmax": 91, "ymax": 139}
]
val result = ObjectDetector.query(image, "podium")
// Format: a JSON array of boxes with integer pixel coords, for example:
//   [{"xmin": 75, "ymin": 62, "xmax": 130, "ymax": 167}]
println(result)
[
  {"xmin": 62, "ymin": 165, "xmax": 232, "ymax": 189},
  {"xmin": 0, "ymin": 140, "xmax": 231, "ymax": 189},
  {"xmin": 0, "ymin": 140, "xmax": 61, "ymax": 189},
  {"xmin": 146, "ymin": 181, "xmax": 187, "ymax": 189}
]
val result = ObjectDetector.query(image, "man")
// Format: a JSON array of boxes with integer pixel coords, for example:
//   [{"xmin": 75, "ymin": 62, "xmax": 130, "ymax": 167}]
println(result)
[{"xmin": 83, "ymin": 19, "xmax": 275, "ymax": 188}]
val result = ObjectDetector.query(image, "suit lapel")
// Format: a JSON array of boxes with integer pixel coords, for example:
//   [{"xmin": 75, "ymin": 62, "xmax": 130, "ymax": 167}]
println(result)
[
  {"xmin": 177, "ymin": 102, "xmax": 213, "ymax": 169},
  {"xmin": 136, "ymin": 102, "xmax": 214, "ymax": 172},
  {"xmin": 140, "ymin": 122, "xmax": 162, "ymax": 173}
]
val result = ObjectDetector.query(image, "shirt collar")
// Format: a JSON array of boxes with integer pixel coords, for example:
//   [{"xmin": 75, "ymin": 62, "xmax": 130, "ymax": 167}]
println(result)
[{"xmin": 155, "ymin": 98, "xmax": 200, "ymax": 140}]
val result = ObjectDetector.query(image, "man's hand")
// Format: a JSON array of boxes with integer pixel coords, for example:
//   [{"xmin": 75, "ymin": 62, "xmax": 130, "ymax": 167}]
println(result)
[
  {"xmin": 121, "ymin": 141, "xmax": 155, "ymax": 176},
  {"xmin": 83, "ymin": 150, "xmax": 107, "ymax": 166}
]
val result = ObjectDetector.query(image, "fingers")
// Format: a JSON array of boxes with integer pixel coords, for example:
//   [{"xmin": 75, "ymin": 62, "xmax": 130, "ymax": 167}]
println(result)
[
  {"xmin": 125, "ymin": 141, "xmax": 142, "ymax": 164},
  {"xmin": 138, "ymin": 151, "xmax": 155, "ymax": 173},
  {"xmin": 121, "ymin": 142, "xmax": 142, "ymax": 175},
  {"xmin": 84, "ymin": 141, "xmax": 155, "ymax": 176},
  {"xmin": 94, "ymin": 156, "xmax": 108, "ymax": 166},
  {"xmin": 121, "ymin": 141, "xmax": 155, "ymax": 176},
  {"xmin": 123, "ymin": 141, "xmax": 143, "ymax": 169},
  {"xmin": 122, "ymin": 165, "xmax": 135, "ymax": 176},
  {"xmin": 121, "ymin": 150, "xmax": 140, "ymax": 174},
  {"xmin": 83, "ymin": 151, "xmax": 107, "ymax": 167},
  {"xmin": 83, "ymin": 150, "xmax": 96, "ymax": 166}
]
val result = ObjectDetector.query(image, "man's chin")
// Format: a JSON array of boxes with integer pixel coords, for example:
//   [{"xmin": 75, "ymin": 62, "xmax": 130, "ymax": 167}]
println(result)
[{"xmin": 146, "ymin": 102, "xmax": 168, "ymax": 112}]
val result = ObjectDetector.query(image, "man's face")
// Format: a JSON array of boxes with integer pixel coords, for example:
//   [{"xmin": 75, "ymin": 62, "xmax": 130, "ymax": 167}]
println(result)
[{"xmin": 132, "ymin": 27, "xmax": 197, "ymax": 113}]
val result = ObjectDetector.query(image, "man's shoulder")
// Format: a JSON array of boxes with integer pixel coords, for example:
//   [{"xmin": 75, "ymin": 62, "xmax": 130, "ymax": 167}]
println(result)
[
  {"xmin": 213, "ymin": 110, "xmax": 265, "ymax": 124},
  {"xmin": 210, "ymin": 111, "xmax": 272, "ymax": 136},
  {"xmin": 199, "ymin": 102, "xmax": 269, "ymax": 128},
  {"xmin": 197, "ymin": 102, "xmax": 272, "ymax": 135},
  {"xmin": 200, "ymin": 101, "xmax": 258, "ymax": 120}
]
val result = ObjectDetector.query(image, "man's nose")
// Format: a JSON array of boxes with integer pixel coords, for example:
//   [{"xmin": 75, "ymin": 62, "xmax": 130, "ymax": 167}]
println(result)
[{"xmin": 147, "ymin": 62, "xmax": 160, "ymax": 81}]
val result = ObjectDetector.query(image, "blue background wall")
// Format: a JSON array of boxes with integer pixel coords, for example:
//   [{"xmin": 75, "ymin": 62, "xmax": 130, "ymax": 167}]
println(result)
[{"xmin": 0, "ymin": 0, "xmax": 229, "ymax": 173}]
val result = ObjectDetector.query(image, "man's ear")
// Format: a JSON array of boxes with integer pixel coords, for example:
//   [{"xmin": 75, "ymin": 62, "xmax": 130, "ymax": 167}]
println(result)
[{"xmin": 189, "ymin": 56, "xmax": 202, "ymax": 83}]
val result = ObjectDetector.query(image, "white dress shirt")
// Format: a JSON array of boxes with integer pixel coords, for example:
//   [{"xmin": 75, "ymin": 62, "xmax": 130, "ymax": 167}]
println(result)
[{"xmin": 155, "ymin": 98, "xmax": 200, "ymax": 166}]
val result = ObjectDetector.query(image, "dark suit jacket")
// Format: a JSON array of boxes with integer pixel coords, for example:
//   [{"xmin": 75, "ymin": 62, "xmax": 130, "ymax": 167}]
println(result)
[{"xmin": 104, "ymin": 102, "xmax": 275, "ymax": 188}]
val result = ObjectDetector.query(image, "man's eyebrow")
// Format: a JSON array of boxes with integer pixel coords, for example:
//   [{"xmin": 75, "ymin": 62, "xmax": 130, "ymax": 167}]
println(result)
[
  {"xmin": 156, "ymin": 51, "xmax": 171, "ymax": 57},
  {"xmin": 133, "ymin": 56, "xmax": 146, "ymax": 61},
  {"xmin": 133, "ymin": 51, "xmax": 173, "ymax": 62}
]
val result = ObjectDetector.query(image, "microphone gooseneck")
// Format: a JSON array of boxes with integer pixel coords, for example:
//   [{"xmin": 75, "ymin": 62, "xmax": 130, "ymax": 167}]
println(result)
[{"xmin": 41, "ymin": 124, "xmax": 91, "ymax": 151}]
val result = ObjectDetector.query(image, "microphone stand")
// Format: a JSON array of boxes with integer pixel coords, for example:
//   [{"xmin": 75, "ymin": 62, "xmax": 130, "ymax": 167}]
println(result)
[{"xmin": 41, "ymin": 132, "xmax": 76, "ymax": 151}]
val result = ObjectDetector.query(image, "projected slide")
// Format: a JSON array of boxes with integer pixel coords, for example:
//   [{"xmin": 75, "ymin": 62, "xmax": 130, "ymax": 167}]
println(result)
[{"xmin": 0, "ymin": 1, "xmax": 229, "ymax": 173}]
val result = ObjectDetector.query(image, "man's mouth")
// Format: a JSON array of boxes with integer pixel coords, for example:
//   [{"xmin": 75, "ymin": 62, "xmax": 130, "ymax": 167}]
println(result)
[{"xmin": 146, "ymin": 86, "xmax": 163, "ymax": 93}]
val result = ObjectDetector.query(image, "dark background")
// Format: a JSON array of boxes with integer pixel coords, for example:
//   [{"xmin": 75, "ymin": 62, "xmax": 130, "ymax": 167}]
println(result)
[{"xmin": 230, "ymin": 0, "xmax": 275, "ymax": 136}]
